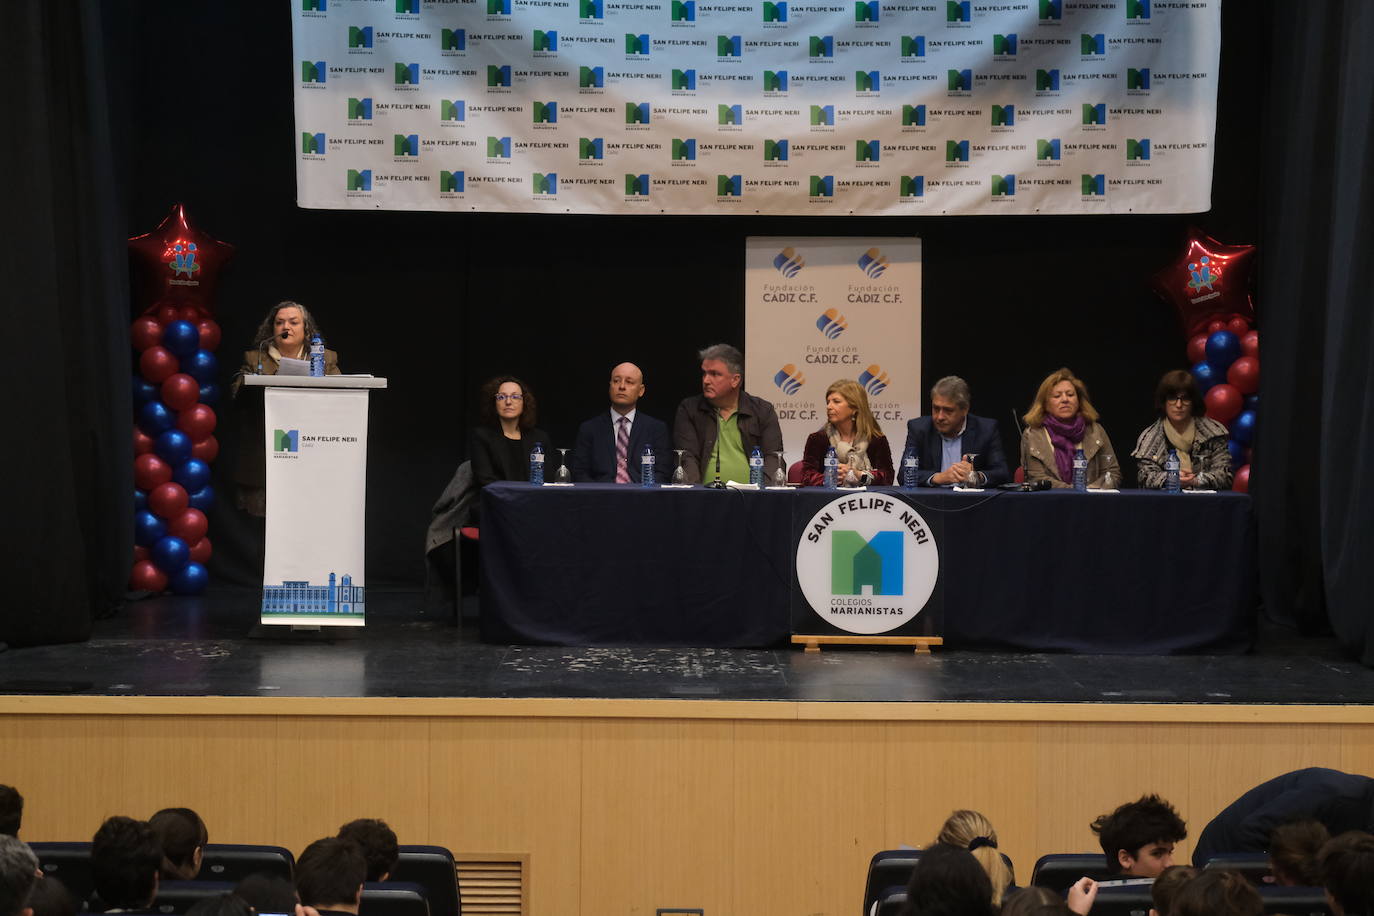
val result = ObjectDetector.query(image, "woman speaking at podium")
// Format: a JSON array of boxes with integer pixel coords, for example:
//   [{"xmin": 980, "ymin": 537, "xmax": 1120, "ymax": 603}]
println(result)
[{"xmin": 231, "ymin": 300, "xmax": 340, "ymax": 517}]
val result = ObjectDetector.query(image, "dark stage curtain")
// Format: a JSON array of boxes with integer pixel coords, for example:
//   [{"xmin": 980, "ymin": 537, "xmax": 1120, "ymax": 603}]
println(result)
[
  {"xmin": 1255, "ymin": 3, "xmax": 1374, "ymax": 658},
  {"xmin": 1, "ymin": 2, "xmax": 130, "ymax": 645}
]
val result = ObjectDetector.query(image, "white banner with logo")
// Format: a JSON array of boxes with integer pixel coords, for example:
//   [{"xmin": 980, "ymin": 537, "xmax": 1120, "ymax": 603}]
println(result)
[
  {"xmin": 292, "ymin": 0, "xmax": 1219, "ymax": 215},
  {"xmin": 261, "ymin": 387, "xmax": 370, "ymax": 626},
  {"xmin": 745, "ymin": 236, "xmax": 919, "ymax": 464}
]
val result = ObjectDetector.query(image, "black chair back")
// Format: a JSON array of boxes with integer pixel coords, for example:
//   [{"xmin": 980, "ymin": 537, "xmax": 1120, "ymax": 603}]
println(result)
[
  {"xmin": 153, "ymin": 880, "xmax": 237, "ymax": 914},
  {"xmin": 1259, "ymin": 886, "xmax": 1332, "ymax": 916},
  {"xmin": 1030, "ymin": 853, "xmax": 1113, "ymax": 895},
  {"xmin": 361, "ymin": 881, "xmax": 431, "ymax": 916},
  {"xmin": 875, "ymin": 889, "xmax": 907, "ymax": 916},
  {"xmin": 1090, "ymin": 885, "xmax": 1154, "ymax": 916},
  {"xmin": 391, "ymin": 846, "xmax": 461, "ymax": 916},
  {"xmin": 29, "ymin": 843, "xmax": 94, "ymax": 906},
  {"xmin": 862, "ymin": 850, "xmax": 920, "ymax": 916},
  {"xmin": 199, "ymin": 844, "xmax": 296, "ymax": 883},
  {"xmin": 1202, "ymin": 853, "xmax": 1272, "ymax": 884}
]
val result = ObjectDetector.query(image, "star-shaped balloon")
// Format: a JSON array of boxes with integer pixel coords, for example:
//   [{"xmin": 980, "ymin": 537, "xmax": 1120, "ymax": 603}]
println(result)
[
  {"xmin": 1151, "ymin": 228, "xmax": 1256, "ymax": 336},
  {"xmin": 128, "ymin": 204, "xmax": 235, "ymax": 315}
]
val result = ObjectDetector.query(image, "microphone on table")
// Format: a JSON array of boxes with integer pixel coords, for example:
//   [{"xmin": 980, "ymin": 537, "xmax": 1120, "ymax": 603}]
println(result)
[{"xmin": 706, "ymin": 441, "xmax": 726, "ymax": 489}]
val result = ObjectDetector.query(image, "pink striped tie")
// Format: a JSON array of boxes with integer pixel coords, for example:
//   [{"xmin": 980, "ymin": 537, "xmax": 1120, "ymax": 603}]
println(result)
[{"xmin": 614, "ymin": 416, "xmax": 631, "ymax": 483}]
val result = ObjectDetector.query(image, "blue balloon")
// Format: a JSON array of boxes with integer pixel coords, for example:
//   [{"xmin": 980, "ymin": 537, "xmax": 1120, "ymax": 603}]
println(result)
[
  {"xmin": 1227, "ymin": 438, "xmax": 1245, "ymax": 468},
  {"xmin": 183, "ymin": 350, "xmax": 218, "ymax": 384},
  {"xmin": 151, "ymin": 535, "xmax": 190, "ymax": 574},
  {"xmin": 170, "ymin": 562, "xmax": 209, "ymax": 595},
  {"xmin": 1192, "ymin": 360, "xmax": 1220, "ymax": 394},
  {"xmin": 154, "ymin": 429, "xmax": 193, "ymax": 464},
  {"xmin": 198, "ymin": 382, "xmax": 220, "ymax": 408},
  {"xmin": 1232, "ymin": 409, "xmax": 1257, "ymax": 446},
  {"xmin": 1205, "ymin": 331, "xmax": 1242, "ymax": 372},
  {"xmin": 133, "ymin": 376, "xmax": 159, "ymax": 407},
  {"xmin": 1244, "ymin": 394, "xmax": 1259, "ymax": 412},
  {"xmin": 188, "ymin": 484, "xmax": 216, "ymax": 512},
  {"xmin": 162, "ymin": 320, "xmax": 200, "ymax": 357},
  {"xmin": 134, "ymin": 510, "xmax": 167, "ymax": 547},
  {"xmin": 133, "ymin": 488, "xmax": 148, "ymax": 512},
  {"xmin": 173, "ymin": 458, "xmax": 211, "ymax": 492},
  {"xmin": 138, "ymin": 400, "xmax": 176, "ymax": 436}
]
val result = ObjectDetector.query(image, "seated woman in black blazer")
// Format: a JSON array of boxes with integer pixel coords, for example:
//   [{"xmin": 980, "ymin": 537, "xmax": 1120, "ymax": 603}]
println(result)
[{"xmin": 470, "ymin": 376, "xmax": 559, "ymax": 492}]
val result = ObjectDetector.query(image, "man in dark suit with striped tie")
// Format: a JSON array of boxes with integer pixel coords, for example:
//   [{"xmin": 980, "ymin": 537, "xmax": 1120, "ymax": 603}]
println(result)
[{"xmin": 571, "ymin": 362, "xmax": 673, "ymax": 483}]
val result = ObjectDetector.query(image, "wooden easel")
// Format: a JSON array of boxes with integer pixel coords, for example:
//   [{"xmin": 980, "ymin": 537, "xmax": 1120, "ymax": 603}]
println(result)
[{"xmin": 791, "ymin": 634, "xmax": 944, "ymax": 654}]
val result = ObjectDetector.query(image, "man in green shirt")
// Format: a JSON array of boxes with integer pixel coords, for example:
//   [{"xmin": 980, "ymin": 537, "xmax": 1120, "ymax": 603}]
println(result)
[{"xmin": 673, "ymin": 343, "xmax": 786, "ymax": 484}]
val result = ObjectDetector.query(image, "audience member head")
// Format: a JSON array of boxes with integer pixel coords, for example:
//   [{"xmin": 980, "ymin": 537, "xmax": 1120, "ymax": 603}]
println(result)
[
  {"xmin": 295, "ymin": 838, "xmax": 366, "ymax": 914},
  {"xmin": 934, "ymin": 810, "xmax": 1013, "ymax": 905},
  {"xmin": 899, "ymin": 843, "xmax": 996, "ymax": 916},
  {"xmin": 26, "ymin": 878, "xmax": 75, "ymax": 916},
  {"xmin": 824, "ymin": 379, "xmax": 885, "ymax": 441},
  {"xmin": 0, "ymin": 788, "xmax": 21, "ymax": 838},
  {"xmin": 91, "ymin": 815, "xmax": 163, "ymax": 910},
  {"xmin": 1153, "ymin": 370, "xmax": 1205, "ymax": 421},
  {"xmin": 232, "ymin": 875, "xmax": 298, "ymax": 915},
  {"xmin": 337, "ymin": 819, "xmax": 398, "ymax": 882},
  {"xmin": 479, "ymin": 376, "xmax": 537, "ymax": 430},
  {"xmin": 1319, "ymin": 830, "xmax": 1374, "ymax": 916},
  {"xmin": 1269, "ymin": 819, "xmax": 1330, "ymax": 887},
  {"xmin": 183, "ymin": 894, "xmax": 253, "ymax": 916},
  {"xmin": 0, "ymin": 835, "xmax": 39, "ymax": 916},
  {"xmin": 1169, "ymin": 869, "xmax": 1262, "ymax": 916},
  {"xmin": 608, "ymin": 363, "xmax": 646, "ymax": 414},
  {"xmin": 1024, "ymin": 368, "xmax": 1099, "ymax": 428},
  {"xmin": 999, "ymin": 886, "xmax": 1070, "ymax": 916},
  {"xmin": 1149, "ymin": 864, "xmax": 1198, "ymax": 916},
  {"xmin": 1090, "ymin": 794, "xmax": 1187, "ymax": 877},
  {"xmin": 698, "ymin": 343, "xmax": 743, "ymax": 408},
  {"xmin": 149, "ymin": 807, "xmax": 208, "ymax": 881}
]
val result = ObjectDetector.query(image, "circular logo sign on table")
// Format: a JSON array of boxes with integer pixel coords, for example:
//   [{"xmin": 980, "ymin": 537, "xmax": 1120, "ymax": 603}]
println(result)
[{"xmin": 796, "ymin": 493, "xmax": 940, "ymax": 634}]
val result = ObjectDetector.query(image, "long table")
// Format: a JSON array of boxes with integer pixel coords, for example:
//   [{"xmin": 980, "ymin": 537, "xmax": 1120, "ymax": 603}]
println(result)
[{"xmin": 479, "ymin": 482, "xmax": 1256, "ymax": 653}]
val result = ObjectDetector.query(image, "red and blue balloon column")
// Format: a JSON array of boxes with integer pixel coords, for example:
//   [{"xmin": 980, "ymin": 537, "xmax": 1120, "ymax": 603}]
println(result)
[
  {"xmin": 128, "ymin": 205, "xmax": 234, "ymax": 595},
  {"xmin": 1153, "ymin": 229, "xmax": 1258, "ymax": 493}
]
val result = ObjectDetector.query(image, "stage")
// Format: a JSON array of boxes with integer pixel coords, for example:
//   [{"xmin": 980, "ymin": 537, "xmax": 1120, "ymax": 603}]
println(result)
[{"xmin": 3, "ymin": 589, "xmax": 1374, "ymax": 916}]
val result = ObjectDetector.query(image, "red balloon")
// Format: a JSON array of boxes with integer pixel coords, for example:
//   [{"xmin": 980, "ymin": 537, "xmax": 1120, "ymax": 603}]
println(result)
[
  {"xmin": 1204, "ymin": 383, "xmax": 1244, "ymax": 425},
  {"xmin": 128, "ymin": 204, "xmax": 235, "ymax": 313},
  {"xmin": 168, "ymin": 508, "xmax": 208, "ymax": 543},
  {"xmin": 1207, "ymin": 320, "xmax": 1226, "ymax": 334},
  {"xmin": 190, "ymin": 435, "xmax": 219, "ymax": 463},
  {"xmin": 1226, "ymin": 316, "xmax": 1250, "ymax": 336},
  {"xmin": 148, "ymin": 481, "xmax": 190, "ymax": 519},
  {"xmin": 1151, "ymin": 228, "xmax": 1257, "ymax": 336},
  {"xmin": 188, "ymin": 536, "xmax": 213, "ymax": 565},
  {"xmin": 1233, "ymin": 464, "xmax": 1250, "ymax": 494},
  {"xmin": 139, "ymin": 346, "xmax": 179, "ymax": 383},
  {"xmin": 1241, "ymin": 330, "xmax": 1259, "ymax": 358},
  {"xmin": 133, "ymin": 545, "xmax": 150, "ymax": 562},
  {"xmin": 177, "ymin": 305, "xmax": 203, "ymax": 322},
  {"xmin": 1186, "ymin": 332, "xmax": 1209, "ymax": 365},
  {"xmin": 197, "ymin": 318, "xmax": 222, "ymax": 352},
  {"xmin": 157, "ymin": 304, "xmax": 180, "ymax": 326},
  {"xmin": 177, "ymin": 403, "xmax": 217, "ymax": 441},
  {"xmin": 130, "ymin": 560, "xmax": 169, "ymax": 593},
  {"xmin": 1227, "ymin": 356, "xmax": 1260, "ymax": 395},
  {"xmin": 133, "ymin": 428, "xmax": 155, "ymax": 455},
  {"xmin": 161, "ymin": 373, "xmax": 201, "ymax": 411},
  {"xmin": 134, "ymin": 452, "xmax": 173, "ymax": 489},
  {"xmin": 131, "ymin": 317, "xmax": 163, "ymax": 351}
]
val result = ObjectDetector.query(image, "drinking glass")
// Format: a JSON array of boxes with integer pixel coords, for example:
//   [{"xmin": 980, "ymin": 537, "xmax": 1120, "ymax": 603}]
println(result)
[
  {"xmin": 555, "ymin": 448, "xmax": 572, "ymax": 484},
  {"xmin": 962, "ymin": 454, "xmax": 979, "ymax": 487},
  {"xmin": 773, "ymin": 451, "xmax": 787, "ymax": 488},
  {"xmin": 672, "ymin": 449, "xmax": 687, "ymax": 485}
]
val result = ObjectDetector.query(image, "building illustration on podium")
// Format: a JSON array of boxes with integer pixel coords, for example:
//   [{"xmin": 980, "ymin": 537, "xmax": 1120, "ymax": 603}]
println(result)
[{"xmin": 261, "ymin": 571, "xmax": 366, "ymax": 623}]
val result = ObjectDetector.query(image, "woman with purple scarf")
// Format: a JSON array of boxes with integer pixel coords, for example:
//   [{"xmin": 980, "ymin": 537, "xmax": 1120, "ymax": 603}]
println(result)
[{"xmin": 1020, "ymin": 368, "xmax": 1121, "ymax": 489}]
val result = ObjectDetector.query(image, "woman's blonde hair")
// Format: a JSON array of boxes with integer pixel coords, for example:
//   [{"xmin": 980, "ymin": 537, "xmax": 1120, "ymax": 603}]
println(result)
[
  {"xmin": 825, "ymin": 378, "xmax": 885, "ymax": 441},
  {"xmin": 937, "ymin": 810, "xmax": 1014, "ymax": 906},
  {"xmin": 1023, "ymin": 367, "xmax": 1100, "ymax": 428}
]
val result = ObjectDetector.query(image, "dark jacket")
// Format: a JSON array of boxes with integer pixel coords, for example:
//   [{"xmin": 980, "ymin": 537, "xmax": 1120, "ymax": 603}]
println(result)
[
  {"xmin": 1131, "ymin": 417, "xmax": 1234, "ymax": 490},
  {"xmin": 800, "ymin": 429, "xmax": 894, "ymax": 486},
  {"xmin": 1193, "ymin": 768, "xmax": 1374, "ymax": 865},
  {"xmin": 571, "ymin": 410, "xmax": 673, "ymax": 483},
  {"xmin": 673, "ymin": 391, "xmax": 784, "ymax": 484},
  {"xmin": 469, "ymin": 425, "xmax": 560, "ymax": 487},
  {"xmin": 901, "ymin": 414, "xmax": 1011, "ymax": 487}
]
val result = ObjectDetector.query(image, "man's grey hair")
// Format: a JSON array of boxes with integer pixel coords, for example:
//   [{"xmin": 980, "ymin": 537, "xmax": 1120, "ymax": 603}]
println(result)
[
  {"xmin": 698, "ymin": 344, "xmax": 744, "ymax": 377},
  {"xmin": 930, "ymin": 376, "xmax": 971, "ymax": 410},
  {"xmin": 0, "ymin": 836, "xmax": 38, "ymax": 916}
]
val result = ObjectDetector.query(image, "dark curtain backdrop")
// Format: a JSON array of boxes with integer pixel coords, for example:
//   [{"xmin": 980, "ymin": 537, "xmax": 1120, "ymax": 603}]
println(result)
[
  {"xmin": 1254, "ymin": 2, "xmax": 1374, "ymax": 659},
  {"xmin": 3, "ymin": 1, "xmax": 131, "ymax": 646}
]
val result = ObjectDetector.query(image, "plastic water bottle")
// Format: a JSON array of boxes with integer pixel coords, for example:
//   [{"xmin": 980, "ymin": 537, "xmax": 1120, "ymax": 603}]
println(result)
[
  {"xmin": 823, "ymin": 446, "xmax": 839, "ymax": 490},
  {"xmin": 1072, "ymin": 448, "xmax": 1087, "ymax": 492},
  {"xmin": 309, "ymin": 334, "xmax": 325, "ymax": 377},
  {"xmin": 641, "ymin": 444, "xmax": 656, "ymax": 488},
  {"xmin": 901, "ymin": 445, "xmax": 919, "ymax": 490},
  {"xmin": 749, "ymin": 446, "xmax": 764, "ymax": 487},
  {"xmin": 1165, "ymin": 448, "xmax": 1181, "ymax": 493},
  {"xmin": 529, "ymin": 442, "xmax": 545, "ymax": 485}
]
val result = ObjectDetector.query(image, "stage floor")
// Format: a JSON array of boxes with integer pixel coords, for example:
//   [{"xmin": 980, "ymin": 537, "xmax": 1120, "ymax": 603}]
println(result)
[{"xmin": 0, "ymin": 587, "xmax": 1368, "ymax": 704}]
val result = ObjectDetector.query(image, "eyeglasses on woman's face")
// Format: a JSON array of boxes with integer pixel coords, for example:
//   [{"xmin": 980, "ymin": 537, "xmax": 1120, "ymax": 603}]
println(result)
[{"xmin": 495, "ymin": 393, "xmax": 524, "ymax": 402}]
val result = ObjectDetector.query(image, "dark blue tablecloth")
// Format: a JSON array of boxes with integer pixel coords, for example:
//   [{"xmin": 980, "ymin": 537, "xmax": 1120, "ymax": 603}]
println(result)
[{"xmin": 479, "ymin": 482, "xmax": 1256, "ymax": 653}]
